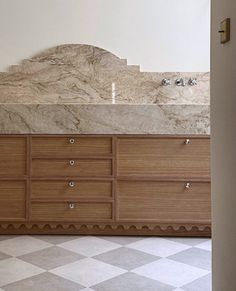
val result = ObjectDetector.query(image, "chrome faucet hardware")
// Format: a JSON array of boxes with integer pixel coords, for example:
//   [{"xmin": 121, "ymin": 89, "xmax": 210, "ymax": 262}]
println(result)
[
  {"xmin": 175, "ymin": 78, "xmax": 186, "ymax": 87},
  {"xmin": 188, "ymin": 78, "xmax": 197, "ymax": 86},
  {"xmin": 162, "ymin": 77, "xmax": 198, "ymax": 87},
  {"xmin": 185, "ymin": 182, "xmax": 191, "ymax": 189},
  {"xmin": 184, "ymin": 139, "xmax": 190, "ymax": 145},
  {"xmin": 161, "ymin": 79, "xmax": 171, "ymax": 86}
]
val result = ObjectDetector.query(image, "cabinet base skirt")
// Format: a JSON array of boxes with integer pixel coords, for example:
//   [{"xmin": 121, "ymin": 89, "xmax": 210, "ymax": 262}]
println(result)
[{"xmin": 0, "ymin": 223, "xmax": 211, "ymax": 237}]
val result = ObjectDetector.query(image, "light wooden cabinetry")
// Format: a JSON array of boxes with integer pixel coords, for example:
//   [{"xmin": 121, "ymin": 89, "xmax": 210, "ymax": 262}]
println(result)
[
  {"xmin": 0, "ymin": 136, "xmax": 27, "ymax": 221},
  {"xmin": 31, "ymin": 136, "xmax": 112, "ymax": 157},
  {"xmin": 31, "ymin": 158, "xmax": 112, "ymax": 177},
  {"xmin": 31, "ymin": 180, "xmax": 113, "ymax": 200},
  {"xmin": 0, "ymin": 137, "xmax": 27, "ymax": 177},
  {"xmin": 31, "ymin": 202, "xmax": 112, "ymax": 221},
  {"xmin": 30, "ymin": 136, "xmax": 114, "ymax": 224},
  {"xmin": 117, "ymin": 181, "xmax": 211, "ymax": 221},
  {"xmin": 0, "ymin": 135, "xmax": 211, "ymax": 236},
  {"xmin": 117, "ymin": 138, "xmax": 210, "ymax": 179},
  {"xmin": 0, "ymin": 181, "xmax": 26, "ymax": 220}
]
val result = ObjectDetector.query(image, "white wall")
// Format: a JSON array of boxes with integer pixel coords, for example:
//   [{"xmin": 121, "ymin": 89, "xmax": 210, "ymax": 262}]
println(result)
[{"xmin": 0, "ymin": 0, "xmax": 210, "ymax": 72}]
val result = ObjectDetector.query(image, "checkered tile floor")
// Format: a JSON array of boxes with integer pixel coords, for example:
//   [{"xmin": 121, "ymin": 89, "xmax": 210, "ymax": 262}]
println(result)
[{"xmin": 0, "ymin": 235, "xmax": 212, "ymax": 291}]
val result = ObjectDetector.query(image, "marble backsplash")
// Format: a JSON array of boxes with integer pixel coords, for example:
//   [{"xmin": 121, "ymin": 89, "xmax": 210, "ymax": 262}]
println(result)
[{"xmin": 0, "ymin": 44, "xmax": 210, "ymax": 105}]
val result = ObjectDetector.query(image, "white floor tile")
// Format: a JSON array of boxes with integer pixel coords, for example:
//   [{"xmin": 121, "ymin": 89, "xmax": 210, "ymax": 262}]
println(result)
[
  {"xmin": 0, "ymin": 258, "xmax": 44, "ymax": 287},
  {"xmin": 0, "ymin": 236, "xmax": 52, "ymax": 257},
  {"xmin": 127, "ymin": 237, "xmax": 191, "ymax": 257},
  {"xmin": 50, "ymin": 258, "xmax": 126, "ymax": 287},
  {"xmin": 132, "ymin": 258, "xmax": 209, "ymax": 288},
  {"xmin": 195, "ymin": 240, "xmax": 212, "ymax": 251},
  {"xmin": 59, "ymin": 236, "xmax": 121, "ymax": 257}
]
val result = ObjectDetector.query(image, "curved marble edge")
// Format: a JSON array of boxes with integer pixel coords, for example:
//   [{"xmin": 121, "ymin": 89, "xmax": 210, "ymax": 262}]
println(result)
[
  {"xmin": 0, "ymin": 103, "xmax": 210, "ymax": 134},
  {"xmin": 0, "ymin": 44, "xmax": 210, "ymax": 105}
]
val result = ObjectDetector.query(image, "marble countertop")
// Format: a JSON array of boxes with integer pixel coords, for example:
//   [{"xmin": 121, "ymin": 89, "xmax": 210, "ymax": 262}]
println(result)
[{"xmin": 0, "ymin": 44, "xmax": 210, "ymax": 135}]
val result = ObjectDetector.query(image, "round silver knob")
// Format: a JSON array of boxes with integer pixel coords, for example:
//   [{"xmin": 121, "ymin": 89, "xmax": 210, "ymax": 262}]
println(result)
[
  {"xmin": 185, "ymin": 182, "xmax": 191, "ymax": 189},
  {"xmin": 69, "ymin": 138, "xmax": 75, "ymax": 144},
  {"xmin": 184, "ymin": 139, "xmax": 190, "ymax": 145},
  {"xmin": 69, "ymin": 203, "xmax": 75, "ymax": 209},
  {"xmin": 69, "ymin": 181, "xmax": 75, "ymax": 188},
  {"xmin": 69, "ymin": 160, "xmax": 75, "ymax": 166}
]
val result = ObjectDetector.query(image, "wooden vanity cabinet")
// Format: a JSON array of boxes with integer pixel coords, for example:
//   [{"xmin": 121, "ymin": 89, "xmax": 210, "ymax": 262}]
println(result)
[
  {"xmin": 0, "ymin": 136, "xmax": 27, "ymax": 221},
  {"xmin": 30, "ymin": 136, "xmax": 114, "ymax": 223},
  {"xmin": 0, "ymin": 135, "xmax": 211, "ymax": 236},
  {"xmin": 117, "ymin": 137, "xmax": 210, "ymax": 179}
]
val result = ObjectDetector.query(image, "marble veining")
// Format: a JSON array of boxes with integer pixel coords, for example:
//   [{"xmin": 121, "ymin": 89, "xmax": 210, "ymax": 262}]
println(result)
[
  {"xmin": 0, "ymin": 104, "xmax": 210, "ymax": 134},
  {"xmin": 0, "ymin": 44, "xmax": 210, "ymax": 105},
  {"xmin": 0, "ymin": 44, "xmax": 210, "ymax": 134}
]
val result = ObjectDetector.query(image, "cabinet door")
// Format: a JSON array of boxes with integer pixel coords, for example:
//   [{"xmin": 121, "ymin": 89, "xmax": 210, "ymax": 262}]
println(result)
[
  {"xmin": 117, "ymin": 138, "xmax": 210, "ymax": 179},
  {"xmin": 117, "ymin": 181, "xmax": 211, "ymax": 222},
  {"xmin": 0, "ymin": 181, "xmax": 26, "ymax": 220},
  {"xmin": 0, "ymin": 137, "xmax": 26, "ymax": 177}
]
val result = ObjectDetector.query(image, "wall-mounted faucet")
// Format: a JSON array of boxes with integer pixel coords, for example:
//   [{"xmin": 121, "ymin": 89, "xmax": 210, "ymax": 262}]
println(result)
[
  {"xmin": 175, "ymin": 78, "xmax": 186, "ymax": 87},
  {"xmin": 161, "ymin": 78, "xmax": 171, "ymax": 86},
  {"xmin": 188, "ymin": 78, "xmax": 198, "ymax": 86},
  {"xmin": 161, "ymin": 77, "xmax": 198, "ymax": 87}
]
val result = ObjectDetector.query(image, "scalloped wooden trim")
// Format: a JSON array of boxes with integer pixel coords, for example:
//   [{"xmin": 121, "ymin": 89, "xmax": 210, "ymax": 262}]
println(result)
[{"xmin": 0, "ymin": 223, "xmax": 211, "ymax": 237}]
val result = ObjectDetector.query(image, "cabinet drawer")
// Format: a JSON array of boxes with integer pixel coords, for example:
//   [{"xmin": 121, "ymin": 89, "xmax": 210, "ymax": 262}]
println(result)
[
  {"xmin": 117, "ymin": 181, "xmax": 211, "ymax": 222},
  {"xmin": 0, "ymin": 137, "xmax": 26, "ymax": 176},
  {"xmin": 31, "ymin": 136, "xmax": 112, "ymax": 157},
  {"xmin": 117, "ymin": 138, "xmax": 210, "ymax": 179},
  {"xmin": 31, "ymin": 180, "xmax": 113, "ymax": 200},
  {"xmin": 31, "ymin": 202, "xmax": 112, "ymax": 221},
  {"xmin": 0, "ymin": 181, "xmax": 26, "ymax": 219},
  {"xmin": 31, "ymin": 159, "xmax": 112, "ymax": 177}
]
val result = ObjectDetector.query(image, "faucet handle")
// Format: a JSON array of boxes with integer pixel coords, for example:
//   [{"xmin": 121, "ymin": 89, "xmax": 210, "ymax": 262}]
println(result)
[
  {"xmin": 175, "ymin": 78, "xmax": 186, "ymax": 87},
  {"xmin": 188, "ymin": 78, "xmax": 197, "ymax": 86},
  {"xmin": 161, "ymin": 79, "xmax": 171, "ymax": 86}
]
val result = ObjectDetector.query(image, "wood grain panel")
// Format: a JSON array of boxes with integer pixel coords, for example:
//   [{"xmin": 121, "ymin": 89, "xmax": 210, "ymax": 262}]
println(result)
[
  {"xmin": 0, "ymin": 137, "xmax": 26, "ymax": 176},
  {"xmin": 31, "ymin": 159, "xmax": 112, "ymax": 177},
  {"xmin": 31, "ymin": 136, "xmax": 112, "ymax": 157},
  {"xmin": 31, "ymin": 202, "xmax": 112, "ymax": 221},
  {"xmin": 0, "ymin": 181, "xmax": 26, "ymax": 219},
  {"xmin": 117, "ymin": 138, "xmax": 210, "ymax": 179},
  {"xmin": 31, "ymin": 180, "xmax": 112, "ymax": 200},
  {"xmin": 117, "ymin": 181, "xmax": 211, "ymax": 222}
]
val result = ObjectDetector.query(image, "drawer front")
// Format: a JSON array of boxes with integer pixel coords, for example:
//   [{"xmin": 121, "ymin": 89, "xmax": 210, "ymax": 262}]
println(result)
[
  {"xmin": 31, "ymin": 159, "xmax": 112, "ymax": 177},
  {"xmin": 117, "ymin": 138, "xmax": 210, "ymax": 179},
  {"xmin": 31, "ymin": 137, "xmax": 112, "ymax": 157},
  {"xmin": 117, "ymin": 181, "xmax": 211, "ymax": 222},
  {"xmin": 31, "ymin": 180, "xmax": 113, "ymax": 200},
  {"xmin": 0, "ymin": 137, "xmax": 26, "ymax": 176},
  {"xmin": 0, "ymin": 181, "xmax": 26, "ymax": 219},
  {"xmin": 31, "ymin": 202, "xmax": 112, "ymax": 221}
]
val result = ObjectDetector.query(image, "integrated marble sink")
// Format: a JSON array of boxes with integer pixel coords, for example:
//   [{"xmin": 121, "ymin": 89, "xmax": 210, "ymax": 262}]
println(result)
[{"xmin": 0, "ymin": 44, "xmax": 210, "ymax": 135}]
